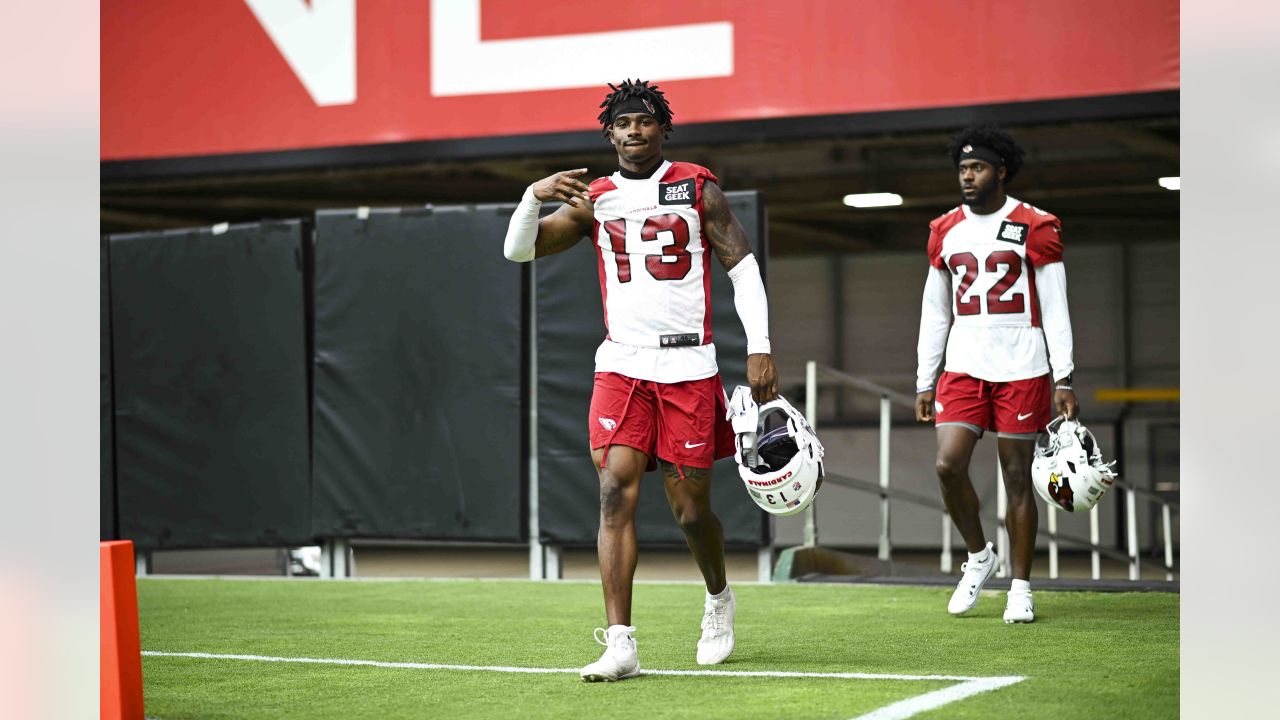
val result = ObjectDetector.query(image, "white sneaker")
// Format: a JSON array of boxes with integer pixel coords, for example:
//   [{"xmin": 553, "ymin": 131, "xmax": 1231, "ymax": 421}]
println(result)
[
  {"xmin": 580, "ymin": 625, "xmax": 639, "ymax": 682},
  {"xmin": 696, "ymin": 587, "xmax": 735, "ymax": 665},
  {"xmin": 948, "ymin": 542, "xmax": 998, "ymax": 615},
  {"xmin": 1004, "ymin": 590, "xmax": 1035, "ymax": 624}
]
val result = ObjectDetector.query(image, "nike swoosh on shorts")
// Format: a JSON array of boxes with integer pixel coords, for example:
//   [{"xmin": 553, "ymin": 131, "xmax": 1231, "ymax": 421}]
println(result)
[
  {"xmin": 1017, "ymin": 412, "xmax": 1034, "ymax": 421},
  {"xmin": 684, "ymin": 441, "xmax": 706, "ymax": 449}
]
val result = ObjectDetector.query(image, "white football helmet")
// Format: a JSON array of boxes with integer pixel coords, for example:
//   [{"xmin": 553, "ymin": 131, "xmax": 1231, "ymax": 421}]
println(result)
[
  {"xmin": 1031, "ymin": 417, "xmax": 1118, "ymax": 513},
  {"xmin": 726, "ymin": 386, "xmax": 824, "ymax": 517}
]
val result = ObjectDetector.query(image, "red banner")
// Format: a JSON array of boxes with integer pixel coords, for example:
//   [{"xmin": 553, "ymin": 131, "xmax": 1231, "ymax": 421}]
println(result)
[{"xmin": 101, "ymin": 0, "xmax": 1178, "ymax": 161}]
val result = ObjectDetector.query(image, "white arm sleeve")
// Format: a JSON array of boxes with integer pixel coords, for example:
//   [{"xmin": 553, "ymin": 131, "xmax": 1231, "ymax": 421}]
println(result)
[
  {"xmin": 916, "ymin": 266, "xmax": 952, "ymax": 392},
  {"xmin": 1035, "ymin": 261, "xmax": 1075, "ymax": 382},
  {"xmin": 727, "ymin": 254, "xmax": 771, "ymax": 354},
  {"xmin": 502, "ymin": 186, "xmax": 541, "ymax": 263}
]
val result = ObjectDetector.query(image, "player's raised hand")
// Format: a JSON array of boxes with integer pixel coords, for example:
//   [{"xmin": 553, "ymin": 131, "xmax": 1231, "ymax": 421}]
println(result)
[
  {"xmin": 1054, "ymin": 387, "xmax": 1079, "ymax": 420},
  {"xmin": 915, "ymin": 390, "xmax": 936, "ymax": 423},
  {"xmin": 532, "ymin": 168, "xmax": 591, "ymax": 207},
  {"xmin": 746, "ymin": 353, "xmax": 778, "ymax": 404}
]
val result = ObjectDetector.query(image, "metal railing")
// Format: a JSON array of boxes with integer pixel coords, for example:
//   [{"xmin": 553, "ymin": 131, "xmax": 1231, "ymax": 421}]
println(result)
[{"xmin": 802, "ymin": 361, "xmax": 1179, "ymax": 581}]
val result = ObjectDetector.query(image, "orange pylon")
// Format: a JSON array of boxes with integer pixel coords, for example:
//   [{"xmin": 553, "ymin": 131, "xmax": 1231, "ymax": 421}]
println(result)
[{"xmin": 101, "ymin": 541, "xmax": 143, "ymax": 720}]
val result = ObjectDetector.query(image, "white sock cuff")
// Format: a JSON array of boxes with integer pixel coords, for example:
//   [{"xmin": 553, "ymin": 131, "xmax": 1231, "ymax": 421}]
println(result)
[
  {"xmin": 707, "ymin": 585, "xmax": 732, "ymax": 601},
  {"xmin": 968, "ymin": 545, "xmax": 991, "ymax": 563},
  {"xmin": 1010, "ymin": 579, "xmax": 1032, "ymax": 594}
]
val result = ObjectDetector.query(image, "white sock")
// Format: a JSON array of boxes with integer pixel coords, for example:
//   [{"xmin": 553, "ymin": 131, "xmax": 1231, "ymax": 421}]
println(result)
[
  {"xmin": 707, "ymin": 584, "xmax": 732, "ymax": 602},
  {"xmin": 1010, "ymin": 579, "xmax": 1032, "ymax": 595},
  {"xmin": 968, "ymin": 545, "xmax": 991, "ymax": 564}
]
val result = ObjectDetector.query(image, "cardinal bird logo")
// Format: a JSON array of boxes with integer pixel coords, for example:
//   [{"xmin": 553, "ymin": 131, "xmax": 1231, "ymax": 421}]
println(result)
[{"xmin": 1047, "ymin": 472, "xmax": 1075, "ymax": 512}]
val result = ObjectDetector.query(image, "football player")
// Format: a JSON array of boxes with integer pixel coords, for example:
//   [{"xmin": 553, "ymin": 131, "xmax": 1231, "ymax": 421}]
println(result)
[
  {"xmin": 915, "ymin": 124, "xmax": 1078, "ymax": 624},
  {"xmin": 503, "ymin": 80, "xmax": 778, "ymax": 680}
]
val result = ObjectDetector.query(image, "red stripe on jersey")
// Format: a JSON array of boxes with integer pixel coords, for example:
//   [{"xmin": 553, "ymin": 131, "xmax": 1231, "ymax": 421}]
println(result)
[
  {"xmin": 1026, "ymin": 255, "xmax": 1041, "ymax": 328},
  {"xmin": 691, "ymin": 168, "xmax": 715, "ymax": 345},
  {"xmin": 1008, "ymin": 203, "xmax": 1064, "ymax": 266},
  {"xmin": 661, "ymin": 161, "xmax": 719, "ymax": 187},
  {"xmin": 927, "ymin": 207, "xmax": 965, "ymax": 269},
  {"xmin": 589, "ymin": 176, "xmax": 618, "ymax": 340},
  {"xmin": 702, "ymin": 243, "xmax": 713, "ymax": 344},
  {"xmin": 593, "ymin": 220, "xmax": 611, "ymax": 339},
  {"xmin": 589, "ymin": 176, "xmax": 618, "ymax": 203}
]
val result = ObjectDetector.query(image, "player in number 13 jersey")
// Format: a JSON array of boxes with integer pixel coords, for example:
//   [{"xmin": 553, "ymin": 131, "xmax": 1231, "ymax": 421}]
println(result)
[
  {"xmin": 915, "ymin": 124, "xmax": 1079, "ymax": 625},
  {"xmin": 503, "ymin": 80, "xmax": 778, "ymax": 681}
]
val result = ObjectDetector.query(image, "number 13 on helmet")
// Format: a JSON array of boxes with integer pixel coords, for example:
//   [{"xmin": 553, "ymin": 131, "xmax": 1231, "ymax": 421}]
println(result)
[{"xmin": 726, "ymin": 386, "xmax": 825, "ymax": 516}]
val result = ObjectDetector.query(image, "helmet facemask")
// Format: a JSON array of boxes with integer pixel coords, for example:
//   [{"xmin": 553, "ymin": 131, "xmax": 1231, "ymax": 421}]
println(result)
[{"xmin": 726, "ymin": 386, "xmax": 824, "ymax": 517}]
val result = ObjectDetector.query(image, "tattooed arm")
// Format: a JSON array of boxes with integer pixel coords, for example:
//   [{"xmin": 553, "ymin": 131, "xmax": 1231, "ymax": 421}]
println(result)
[
  {"xmin": 702, "ymin": 181, "xmax": 752, "ymax": 271},
  {"xmin": 702, "ymin": 180, "xmax": 778, "ymax": 403},
  {"xmin": 503, "ymin": 168, "xmax": 595, "ymax": 262}
]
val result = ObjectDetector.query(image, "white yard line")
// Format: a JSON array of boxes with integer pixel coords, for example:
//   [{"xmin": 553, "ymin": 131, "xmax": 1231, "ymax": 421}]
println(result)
[
  {"xmin": 143, "ymin": 650, "xmax": 1026, "ymax": 719},
  {"xmin": 851, "ymin": 675, "xmax": 1026, "ymax": 720}
]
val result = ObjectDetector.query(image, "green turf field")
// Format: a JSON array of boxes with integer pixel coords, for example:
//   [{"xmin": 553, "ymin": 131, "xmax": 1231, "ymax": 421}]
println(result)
[{"xmin": 138, "ymin": 577, "xmax": 1177, "ymax": 719}]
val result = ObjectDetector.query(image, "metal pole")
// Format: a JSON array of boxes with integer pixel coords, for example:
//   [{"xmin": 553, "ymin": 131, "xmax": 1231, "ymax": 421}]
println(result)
[
  {"xmin": 528, "ymin": 261, "xmax": 545, "ymax": 580},
  {"xmin": 1126, "ymin": 489, "xmax": 1140, "ymax": 580},
  {"xmin": 758, "ymin": 546, "xmax": 773, "ymax": 583},
  {"xmin": 1090, "ymin": 506, "xmax": 1101, "ymax": 580},
  {"xmin": 1162, "ymin": 503, "xmax": 1174, "ymax": 581},
  {"xmin": 878, "ymin": 395, "xmax": 891, "ymax": 562},
  {"xmin": 321, "ymin": 538, "xmax": 352, "ymax": 579},
  {"xmin": 804, "ymin": 361, "xmax": 818, "ymax": 548},
  {"xmin": 940, "ymin": 513, "xmax": 952, "ymax": 573},
  {"xmin": 1047, "ymin": 501, "xmax": 1059, "ymax": 580},
  {"xmin": 996, "ymin": 459, "xmax": 1009, "ymax": 578}
]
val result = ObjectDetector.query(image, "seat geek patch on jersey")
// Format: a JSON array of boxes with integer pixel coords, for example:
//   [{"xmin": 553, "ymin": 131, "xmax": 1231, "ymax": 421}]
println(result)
[
  {"xmin": 659, "ymin": 178, "xmax": 696, "ymax": 206},
  {"xmin": 997, "ymin": 220, "xmax": 1029, "ymax": 245}
]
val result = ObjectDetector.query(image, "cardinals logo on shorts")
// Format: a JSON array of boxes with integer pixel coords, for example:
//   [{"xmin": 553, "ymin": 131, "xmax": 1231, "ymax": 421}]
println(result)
[{"xmin": 598, "ymin": 417, "xmax": 617, "ymax": 431}]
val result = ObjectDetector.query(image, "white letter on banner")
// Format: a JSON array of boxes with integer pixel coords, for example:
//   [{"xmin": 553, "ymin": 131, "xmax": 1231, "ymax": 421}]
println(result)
[
  {"xmin": 430, "ymin": 0, "xmax": 733, "ymax": 96},
  {"xmin": 243, "ymin": 0, "xmax": 356, "ymax": 106}
]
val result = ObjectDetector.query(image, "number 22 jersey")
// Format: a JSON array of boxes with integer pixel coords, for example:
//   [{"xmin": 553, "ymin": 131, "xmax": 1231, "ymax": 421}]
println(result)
[
  {"xmin": 916, "ymin": 196, "xmax": 1075, "ymax": 390},
  {"xmin": 587, "ymin": 160, "xmax": 720, "ymax": 383}
]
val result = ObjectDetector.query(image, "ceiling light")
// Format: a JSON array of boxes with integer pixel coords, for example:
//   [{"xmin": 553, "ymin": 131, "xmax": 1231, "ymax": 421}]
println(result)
[
  {"xmin": 1158, "ymin": 176, "xmax": 1180, "ymax": 190},
  {"xmin": 843, "ymin": 192, "xmax": 903, "ymax": 208}
]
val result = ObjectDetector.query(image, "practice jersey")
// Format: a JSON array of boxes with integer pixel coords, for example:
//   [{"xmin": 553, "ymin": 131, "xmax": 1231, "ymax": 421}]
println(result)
[
  {"xmin": 916, "ymin": 196, "xmax": 1075, "ymax": 388},
  {"xmin": 588, "ymin": 160, "xmax": 720, "ymax": 383}
]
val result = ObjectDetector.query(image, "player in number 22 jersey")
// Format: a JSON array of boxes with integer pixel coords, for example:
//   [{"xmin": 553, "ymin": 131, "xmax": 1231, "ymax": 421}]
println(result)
[
  {"xmin": 915, "ymin": 124, "xmax": 1079, "ymax": 625},
  {"xmin": 502, "ymin": 80, "xmax": 778, "ymax": 681}
]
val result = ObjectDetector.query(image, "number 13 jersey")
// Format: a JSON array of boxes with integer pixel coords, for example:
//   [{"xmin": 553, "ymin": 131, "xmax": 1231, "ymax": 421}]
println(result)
[
  {"xmin": 587, "ymin": 160, "xmax": 720, "ymax": 383},
  {"xmin": 916, "ymin": 196, "xmax": 1075, "ymax": 389}
]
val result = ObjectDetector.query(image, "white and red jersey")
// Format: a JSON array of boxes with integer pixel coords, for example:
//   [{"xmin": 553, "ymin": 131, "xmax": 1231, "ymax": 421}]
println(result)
[
  {"xmin": 916, "ymin": 196, "xmax": 1075, "ymax": 388},
  {"xmin": 588, "ymin": 160, "xmax": 720, "ymax": 383}
]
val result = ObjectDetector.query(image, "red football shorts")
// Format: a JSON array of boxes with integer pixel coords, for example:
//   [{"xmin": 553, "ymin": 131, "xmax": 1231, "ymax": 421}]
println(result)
[
  {"xmin": 934, "ymin": 371, "xmax": 1052, "ymax": 436},
  {"xmin": 588, "ymin": 372, "xmax": 736, "ymax": 469}
]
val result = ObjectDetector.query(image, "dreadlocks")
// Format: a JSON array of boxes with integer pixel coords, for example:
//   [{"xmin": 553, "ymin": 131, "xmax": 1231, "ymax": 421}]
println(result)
[
  {"xmin": 947, "ymin": 123, "xmax": 1026, "ymax": 184},
  {"xmin": 597, "ymin": 79, "xmax": 674, "ymax": 137}
]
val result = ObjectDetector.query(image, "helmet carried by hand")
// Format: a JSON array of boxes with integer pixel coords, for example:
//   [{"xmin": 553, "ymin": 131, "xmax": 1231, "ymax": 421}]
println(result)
[
  {"xmin": 1031, "ymin": 417, "xmax": 1118, "ymax": 512},
  {"xmin": 725, "ymin": 386, "xmax": 824, "ymax": 517}
]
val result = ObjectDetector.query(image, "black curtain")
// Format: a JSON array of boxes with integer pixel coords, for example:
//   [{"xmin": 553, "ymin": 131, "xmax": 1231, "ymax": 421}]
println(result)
[
  {"xmin": 310, "ymin": 207, "xmax": 524, "ymax": 541},
  {"xmin": 110, "ymin": 221, "xmax": 311, "ymax": 549}
]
